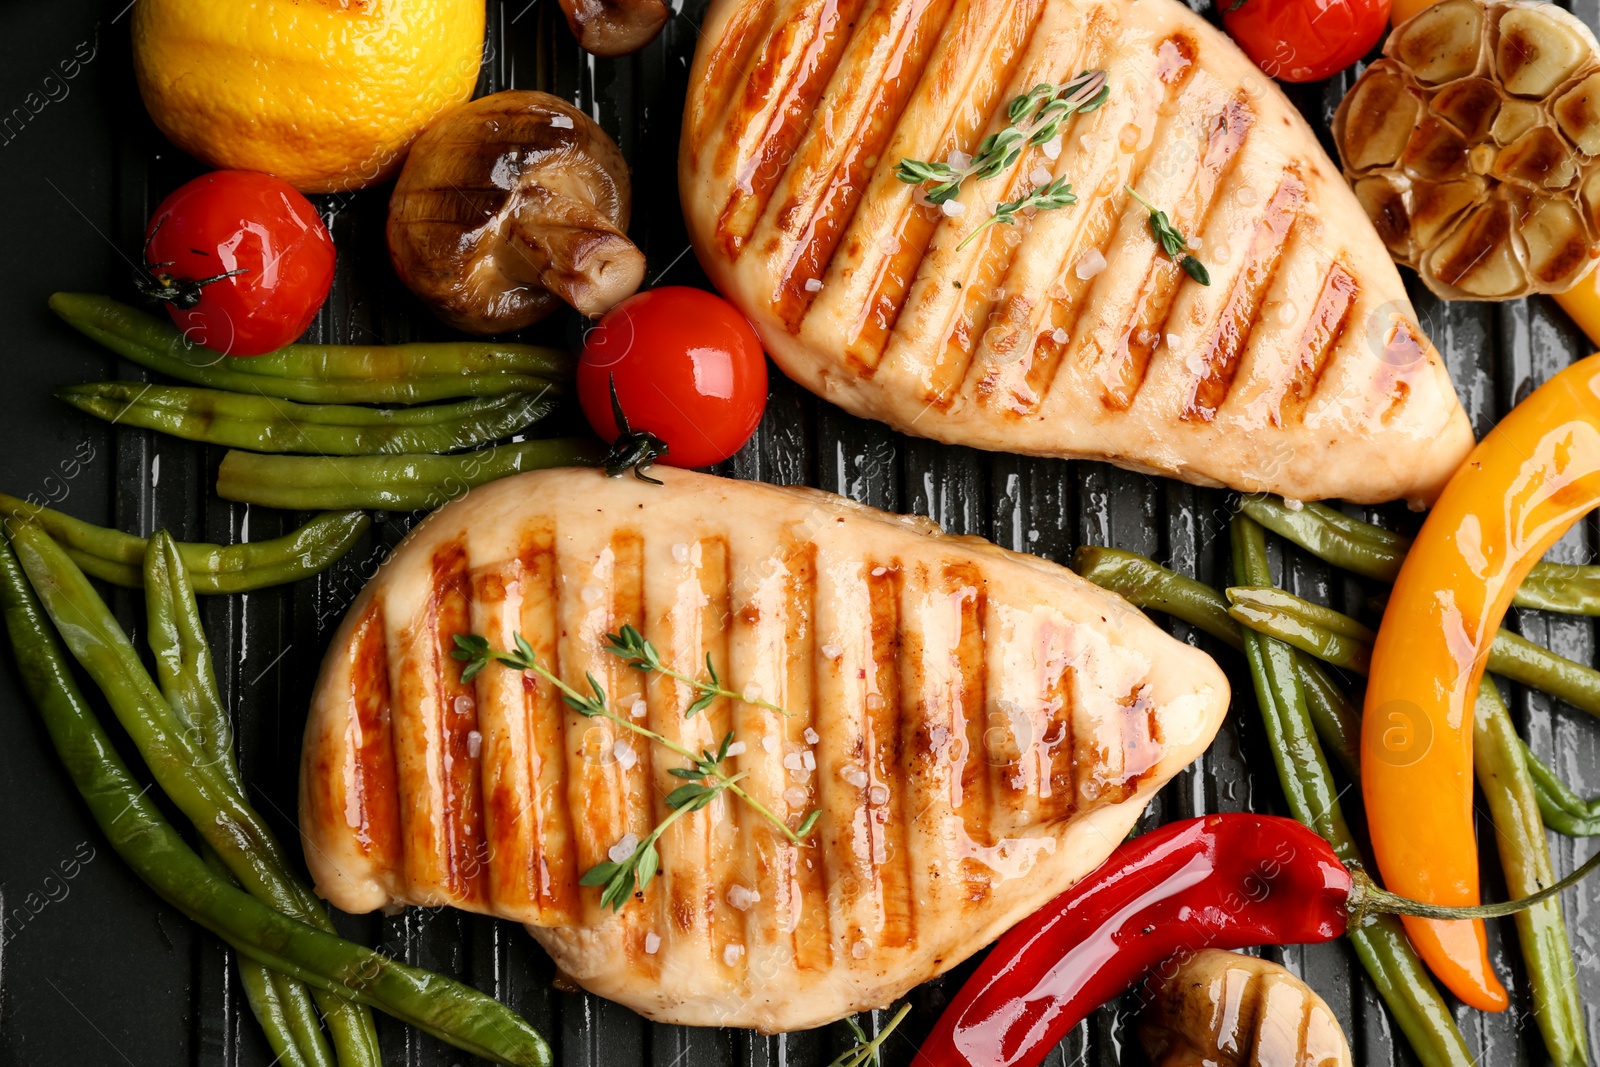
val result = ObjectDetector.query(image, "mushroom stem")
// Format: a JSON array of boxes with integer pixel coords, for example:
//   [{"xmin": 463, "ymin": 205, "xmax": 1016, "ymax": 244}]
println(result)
[{"xmin": 507, "ymin": 194, "xmax": 647, "ymax": 319}]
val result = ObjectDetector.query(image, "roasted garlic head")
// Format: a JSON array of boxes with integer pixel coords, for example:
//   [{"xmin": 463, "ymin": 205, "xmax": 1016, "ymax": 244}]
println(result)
[{"xmin": 1334, "ymin": 0, "xmax": 1600, "ymax": 300}]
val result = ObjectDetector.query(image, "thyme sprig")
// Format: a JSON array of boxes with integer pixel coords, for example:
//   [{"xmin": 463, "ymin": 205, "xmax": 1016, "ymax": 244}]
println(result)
[
  {"xmin": 604, "ymin": 623, "xmax": 791, "ymax": 718},
  {"xmin": 452, "ymin": 632, "xmax": 820, "ymax": 911},
  {"xmin": 957, "ymin": 175, "xmax": 1078, "ymax": 251},
  {"xmin": 895, "ymin": 70, "xmax": 1109, "ymax": 205},
  {"xmin": 1125, "ymin": 186, "xmax": 1212, "ymax": 286},
  {"xmin": 831, "ymin": 1004, "xmax": 913, "ymax": 1067}
]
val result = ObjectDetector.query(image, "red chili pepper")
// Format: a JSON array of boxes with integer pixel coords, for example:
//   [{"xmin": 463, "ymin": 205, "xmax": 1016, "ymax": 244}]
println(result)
[
  {"xmin": 914, "ymin": 815, "xmax": 1354, "ymax": 1067},
  {"xmin": 916, "ymin": 812, "xmax": 1600, "ymax": 1067}
]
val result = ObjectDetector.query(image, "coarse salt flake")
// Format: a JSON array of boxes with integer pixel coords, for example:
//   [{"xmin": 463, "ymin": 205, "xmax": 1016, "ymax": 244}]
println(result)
[
  {"xmin": 801, "ymin": 750, "xmax": 816, "ymax": 772},
  {"xmin": 852, "ymin": 939, "xmax": 871, "ymax": 959},
  {"xmin": 466, "ymin": 730, "xmax": 482, "ymax": 758},
  {"xmin": 1075, "ymin": 248, "xmax": 1107, "ymax": 280},
  {"xmin": 821, "ymin": 643, "xmax": 844, "ymax": 660},
  {"xmin": 727, "ymin": 885, "xmax": 761, "ymax": 910},
  {"xmin": 762, "ymin": 734, "xmax": 779, "ymax": 753},
  {"xmin": 941, "ymin": 199, "xmax": 966, "ymax": 218},
  {"xmin": 454, "ymin": 695, "xmax": 475, "ymax": 716},
  {"xmin": 871, "ymin": 566, "xmax": 887, "ymax": 576},
  {"xmin": 804, "ymin": 727, "xmax": 820, "ymax": 745},
  {"xmin": 1283, "ymin": 498, "xmax": 1305, "ymax": 512},
  {"xmin": 611, "ymin": 740, "xmax": 637, "ymax": 771},
  {"xmin": 1052, "ymin": 327, "xmax": 1069, "ymax": 345},
  {"xmin": 1029, "ymin": 166, "xmax": 1053, "ymax": 186},
  {"xmin": 724, "ymin": 944, "xmax": 745, "ymax": 966},
  {"xmin": 946, "ymin": 149, "xmax": 972, "ymax": 170},
  {"xmin": 1041, "ymin": 138, "xmax": 1062, "ymax": 161},
  {"xmin": 804, "ymin": 278, "xmax": 824, "ymax": 293},
  {"xmin": 609, "ymin": 833, "xmax": 639, "ymax": 863},
  {"xmin": 672, "ymin": 542, "xmax": 689, "ymax": 563},
  {"xmin": 581, "ymin": 584, "xmax": 602, "ymax": 604},
  {"xmin": 644, "ymin": 932, "xmax": 661, "ymax": 954},
  {"xmin": 841, "ymin": 765, "xmax": 869, "ymax": 789},
  {"xmin": 868, "ymin": 784, "xmax": 889, "ymax": 805},
  {"xmin": 783, "ymin": 752, "xmax": 806, "ymax": 771},
  {"xmin": 784, "ymin": 786, "xmax": 809, "ymax": 807},
  {"xmin": 630, "ymin": 698, "xmax": 648, "ymax": 719},
  {"xmin": 725, "ymin": 741, "xmax": 747, "ymax": 757},
  {"xmin": 742, "ymin": 683, "xmax": 763, "ymax": 702}
]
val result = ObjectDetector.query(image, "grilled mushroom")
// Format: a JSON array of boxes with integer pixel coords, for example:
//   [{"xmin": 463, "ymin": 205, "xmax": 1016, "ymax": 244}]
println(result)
[
  {"xmin": 1334, "ymin": 0, "xmax": 1600, "ymax": 300},
  {"xmin": 558, "ymin": 0, "xmax": 671, "ymax": 57},
  {"xmin": 387, "ymin": 91, "xmax": 645, "ymax": 335},
  {"xmin": 1140, "ymin": 950, "xmax": 1353, "ymax": 1067}
]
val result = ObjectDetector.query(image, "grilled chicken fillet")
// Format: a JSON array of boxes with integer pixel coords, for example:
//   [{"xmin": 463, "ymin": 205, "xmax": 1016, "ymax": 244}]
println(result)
[
  {"xmin": 680, "ymin": 0, "xmax": 1475, "ymax": 506},
  {"xmin": 301, "ymin": 468, "xmax": 1229, "ymax": 1031}
]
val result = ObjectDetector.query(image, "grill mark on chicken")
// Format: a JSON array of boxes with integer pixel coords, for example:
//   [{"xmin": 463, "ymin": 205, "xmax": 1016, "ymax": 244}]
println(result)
[
  {"xmin": 1096, "ymin": 94, "xmax": 1256, "ymax": 412},
  {"xmin": 716, "ymin": 0, "xmax": 871, "ymax": 258},
  {"xmin": 843, "ymin": 0, "xmax": 1046, "ymax": 371},
  {"xmin": 965, "ymin": 16, "xmax": 1122, "ymax": 410},
  {"xmin": 392, "ymin": 541, "xmax": 488, "ymax": 904},
  {"xmin": 905, "ymin": 2, "xmax": 1094, "ymax": 407},
  {"xmin": 1277, "ymin": 262, "xmax": 1359, "ymax": 426},
  {"xmin": 772, "ymin": 0, "xmax": 956, "ymax": 331},
  {"xmin": 862, "ymin": 562, "xmax": 913, "ymax": 951},
  {"xmin": 342, "ymin": 602, "xmax": 402, "ymax": 871},
  {"xmin": 691, "ymin": 0, "xmax": 783, "ymax": 160},
  {"xmin": 473, "ymin": 528, "xmax": 580, "ymax": 922},
  {"xmin": 559, "ymin": 530, "xmax": 654, "ymax": 929},
  {"xmin": 773, "ymin": 538, "xmax": 833, "ymax": 973},
  {"xmin": 1022, "ymin": 33, "xmax": 1200, "ymax": 409},
  {"xmin": 1183, "ymin": 171, "xmax": 1306, "ymax": 422},
  {"xmin": 697, "ymin": 538, "xmax": 750, "ymax": 976}
]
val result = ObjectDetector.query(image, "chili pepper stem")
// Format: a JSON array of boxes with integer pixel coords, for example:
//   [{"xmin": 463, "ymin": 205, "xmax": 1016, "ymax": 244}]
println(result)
[{"xmin": 1345, "ymin": 850, "xmax": 1600, "ymax": 927}]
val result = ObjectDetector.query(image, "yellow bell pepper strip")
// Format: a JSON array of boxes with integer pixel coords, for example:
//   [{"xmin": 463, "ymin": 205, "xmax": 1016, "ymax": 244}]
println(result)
[
  {"xmin": 1364, "ymin": 352, "xmax": 1600, "ymax": 1012},
  {"xmin": 1556, "ymin": 270, "xmax": 1600, "ymax": 350}
]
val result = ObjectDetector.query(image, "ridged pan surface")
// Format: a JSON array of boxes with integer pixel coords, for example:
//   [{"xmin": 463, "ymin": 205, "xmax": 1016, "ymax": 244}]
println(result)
[
  {"xmin": 680, "ymin": 0, "xmax": 1475, "ymax": 506},
  {"xmin": 300, "ymin": 467, "xmax": 1229, "ymax": 1031}
]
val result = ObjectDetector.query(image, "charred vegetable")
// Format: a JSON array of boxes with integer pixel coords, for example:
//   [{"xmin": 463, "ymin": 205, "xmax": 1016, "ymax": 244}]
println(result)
[
  {"xmin": 1140, "ymin": 950, "xmax": 1352, "ymax": 1067},
  {"xmin": 388, "ymin": 91, "xmax": 645, "ymax": 335},
  {"xmin": 1334, "ymin": 0, "xmax": 1600, "ymax": 298}
]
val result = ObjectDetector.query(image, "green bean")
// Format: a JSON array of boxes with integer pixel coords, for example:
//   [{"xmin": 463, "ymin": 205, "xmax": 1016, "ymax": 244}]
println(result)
[
  {"xmin": 1524, "ymin": 743, "xmax": 1600, "ymax": 836},
  {"xmin": 60, "ymin": 382, "xmax": 558, "ymax": 456},
  {"xmin": 1071, "ymin": 546, "xmax": 1242, "ymax": 649},
  {"xmin": 0, "ymin": 534, "xmax": 553, "ymax": 1066},
  {"xmin": 1474, "ymin": 681, "xmax": 1590, "ymax": 1067},
  {"xmin": 147, "ymin": 534, "xmax": 382, "ymax": 1067},
  {"xmin": 1230, "ymin": 516, "xmax": 1476, "ymax": 1067},
  {"xmin": 202, "ymin": 844, "xmax": 332, "ymax": 1067},
  {"xmin": 1226, "ymin": 587, "xmax": 1373, "ymax": 673},
  {"xmin": 217, "ymin": 438, "xmax": 603, "ymax": 511},
  {"xmin": 0, "ymin": 494, "xmax": 369, "ymax": 593},
  {"xmin": 1240, "ymin": 494, "xmax": 1600, "ymax": 615},
  {"xmin": 51, "ymin": 293, "xmax": 569, "ymax": 404},
  {"xmin": 1227, "ymin": 584, "xmax": 1600, "ymax": 725}
]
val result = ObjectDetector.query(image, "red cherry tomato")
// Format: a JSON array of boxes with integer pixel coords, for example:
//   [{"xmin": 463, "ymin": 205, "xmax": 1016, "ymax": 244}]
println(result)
[
  {"xmin": 1222, "ymin": 0, "xmax": 1391, "ymax": 83},
  {"xmin": 140, "ymin": 170, "xmax": 336, "ymax": 357},
  {"xmin": 577, "ymin": 287, "xmax": 768, "ymax": 470}
]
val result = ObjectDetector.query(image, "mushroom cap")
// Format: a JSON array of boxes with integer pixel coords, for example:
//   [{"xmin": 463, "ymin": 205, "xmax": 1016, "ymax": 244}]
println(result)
[
  {"xmin": 558, "ymin": 0, "xmax": 671, "ymax": 58},
  {"xmin": 1333, "ymin": 0, "xmax": 1600, "ymax": 300},
  {"xmin": 388, "ymin": 90, "xmax": 643, "ymax": 335}
]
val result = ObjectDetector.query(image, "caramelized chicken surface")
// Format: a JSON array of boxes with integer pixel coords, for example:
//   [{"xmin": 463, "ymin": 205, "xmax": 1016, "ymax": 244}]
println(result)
[
  {"xmin": 679, "ymin": 0, "xmax": 1475, "ymax": 506},
  {"xmin": 301, "ymin": 468, "xmax": 1229, "ymax": 1031}
]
